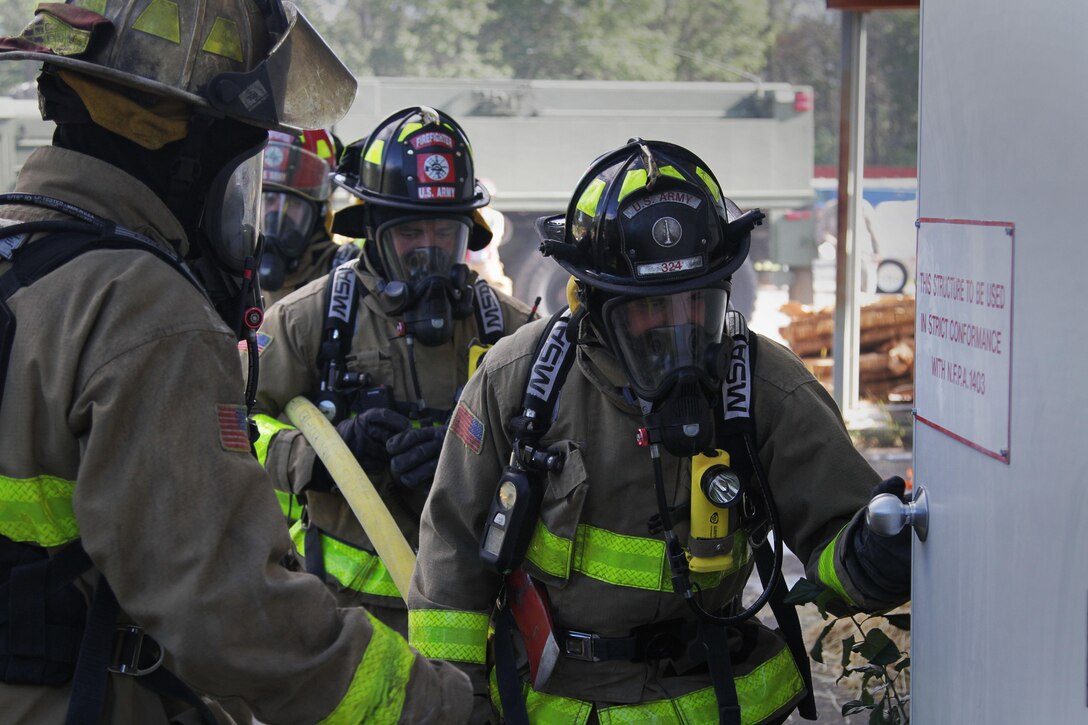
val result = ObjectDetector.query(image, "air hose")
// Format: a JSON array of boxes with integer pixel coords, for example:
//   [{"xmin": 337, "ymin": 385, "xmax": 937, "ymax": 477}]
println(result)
[{"xmin": 285, "ymin": 396, "xmax": 416, "ymax": 602}]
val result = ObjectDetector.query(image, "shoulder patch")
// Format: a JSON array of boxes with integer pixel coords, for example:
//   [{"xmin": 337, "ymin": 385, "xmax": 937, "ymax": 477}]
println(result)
[
  {"xmin": 217, "ymin": 404, "xmax": 252, "ymax": 453},
  {"xmin": 237, "ymin": 332, "xmax": 272, "ymax": 355},
  {"xmin": 450, "ymin": 401, "xmax": 485, "ymax": 454}
]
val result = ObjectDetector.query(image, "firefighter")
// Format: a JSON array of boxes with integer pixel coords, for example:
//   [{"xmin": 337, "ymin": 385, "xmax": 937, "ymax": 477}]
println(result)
[
  {"xmin": 258, "ymin": 128, "xmax": 344, "ymax": 304},
  {"xmin": 407, "ymin": 139, "xmax": 911, "ymax": 723},
  {"xmin": 245, "ymin": 106, "xmax": 536, "ymax": 636},
  {"xmin": 0, "ymin": 2, "xmax": 470, "ymax": 723}
]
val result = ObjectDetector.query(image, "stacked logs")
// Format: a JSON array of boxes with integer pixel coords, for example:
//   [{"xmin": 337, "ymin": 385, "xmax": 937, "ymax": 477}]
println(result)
[{"xmin": 778, "ymin": 295, "xmax": 915, "ymax": 402}]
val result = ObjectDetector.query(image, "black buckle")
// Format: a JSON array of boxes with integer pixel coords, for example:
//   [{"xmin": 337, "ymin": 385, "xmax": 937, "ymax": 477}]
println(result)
[
  {"xmin": 108, "ymin": 625, "xmax": 163, "ymax": 676},
  {"xmin": 561, "ymin": 630, "xmax": 601, "ymax": 662}
]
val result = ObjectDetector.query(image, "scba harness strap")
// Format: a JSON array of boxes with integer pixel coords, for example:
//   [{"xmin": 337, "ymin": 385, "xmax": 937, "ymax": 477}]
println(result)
[
  {"xmin": 314, "ymin": 261, "xmax": 507, "ymax": 424},
  {"xmin": 495, "ymin": 306, "xmax": 815, "ymax": 724},
  {"xmin": 0, "ymin": 198, "xmax": 216, "ymax": 724}
]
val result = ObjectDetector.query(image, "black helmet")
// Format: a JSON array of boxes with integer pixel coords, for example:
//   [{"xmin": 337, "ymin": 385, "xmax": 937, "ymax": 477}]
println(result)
[
  {"xmin": 331, "ymin": 106, "xmax": 492, "ymax": 250},
  {"xmin": 538, "ymin": 139, "xmax": 763, "ymax": 297}
]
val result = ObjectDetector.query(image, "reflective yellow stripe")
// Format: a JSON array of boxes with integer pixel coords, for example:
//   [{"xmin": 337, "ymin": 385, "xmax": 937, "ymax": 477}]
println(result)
[
  {"xmin": 489, "ymin": 668, "xmax": 594, "ymax": 725},
  {"xmin": 201, "ymin": 16, "xmax": 244, "ymax": 62},
  {"xmin": 290, "ymin": 522, "xmax": 401, "ymax": 599},
  {"xmin": 397, "ymin": 122, "xmax": 423, "ymax": 142},
  {"xmin": 252, "ymin": 413, "xmax": 293, "ymax": 467},
  {"xmin": 695, "ymin": 166, "xmax": 722, "ymax": 202},
  {"xmin": 132, "ymin": 0, "xmax": 181, "ymax": 43},
  {"xmin": 576, "ymin": 178, "xmax": 607, "ymax": 217},
  {"xmin": 21, "ymin": 12, "xmax": 94, "ymax": 56},
  {"xmin": 527, "ymin": 521, "xmax": 747, "ymax": 592},
  {"xmin": 0, "ymin": 475, "xmax": 79, "ymax": 547},
  {"xmin": 274, "ymin": 489, "xmax": 301, "ymax": 523},
  {"xmin": 408, "ymin": 609, "xmax": 489, "ymax": 664},
  {"xmin": 491, "ymin": 644, "xmax": 802, "ymax": 725},
  {"xmin": 319, "ymin": 611, "xmax": 415, "ymax": 724},
  {"xmin": 315, "ymin": 138, "xmax": 334, "ymax": 162},
  {"xmin": 364, "ymin": 139, "xmax": 386, "ymax": 165},
  {"xmin": 817, "ymin": 524, "xmax": 856, "ymax": 606},
  {"xmin": 617, "ymin": 166, "xmax": 685, "ymax": 203}
]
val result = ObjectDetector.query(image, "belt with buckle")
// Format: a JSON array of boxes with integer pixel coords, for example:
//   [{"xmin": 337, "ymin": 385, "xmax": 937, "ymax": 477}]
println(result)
[{"xmin": 557, "ymin": 618, "xmax": 693, "ymax": 663}]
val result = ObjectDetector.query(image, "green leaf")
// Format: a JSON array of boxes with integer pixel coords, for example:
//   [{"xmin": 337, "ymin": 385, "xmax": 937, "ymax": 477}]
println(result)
[
  {"xmin": 870, "ymin": 703, "xmax": 892, "ymax": 725},
  {"xmin": 861, "ymin": 687, "xmax": 875, "ymax": 705},
  {"xmin": 841, "ymin": 634, "xmax": 856, "ymax": 668},
  {"xmin": 842, "ymin": 700, "xmax": 872, "ymax": 717},
  {"xmin": 857, "ymin": 628, "xmax": 901, "ymax": 666},
  {"xmin": 882, "ymin": 613, "xmax": 911, "ymax": 631},
  {"xmin": 810, "ymin": 620, "xmax": 838, "ymax": 664},
  {"xmin": 894, "ymin": 657, "xmax": 911, "ymax": 672},
  {"xmin": 784, "ymin": 577, "xmax": 827, "ymax": 605}
]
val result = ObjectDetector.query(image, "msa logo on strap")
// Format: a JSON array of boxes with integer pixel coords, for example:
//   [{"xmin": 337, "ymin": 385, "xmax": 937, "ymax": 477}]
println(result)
[
  {"xmin": 327, "ymin": 264, "xmax": 357, "ymax": 324},
  {"xmin": 722, "ymin": 336, "xmax": 751, "ymax": 420},
  {"xmin": 474, "ymin": 280, "xmax": 505, "ymax": 339},
  {"xmin": 526, "ymin": 317, "xmax": 571, "ymax": 402}
]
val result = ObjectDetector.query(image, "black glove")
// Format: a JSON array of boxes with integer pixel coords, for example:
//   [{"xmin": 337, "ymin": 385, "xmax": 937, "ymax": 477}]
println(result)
[
  {"xmin": 844, "ymin": 476, "xmax": 912, "ymax": 605},
  {"xmin": 308, "ymin": 408, "xmax": 412, "ymax": 492},
  {"xmin": 386, "ymin": 425, "xmax": 447, "ymax": 489}
]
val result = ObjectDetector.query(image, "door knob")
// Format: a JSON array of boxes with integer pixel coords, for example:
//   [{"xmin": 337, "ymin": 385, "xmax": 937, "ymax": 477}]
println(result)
[{"xmin": 866, "ymin": 485, "xmax": 928, "ymax": 542}]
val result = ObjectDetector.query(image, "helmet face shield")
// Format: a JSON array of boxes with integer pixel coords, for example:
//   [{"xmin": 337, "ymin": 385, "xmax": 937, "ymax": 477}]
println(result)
[
  {"xmin": 261, "ymin": 190, "xmax": 316, "ymax": 258},
  {"xmin": 262, "ymin": 138, "xmax": 332, "ymax": 200},
  {"xmin": 604, "ymin": 288, "xmax": 729, "ymax": 400},
  {"xmin": 377, "ymin": 216, "xmax": 471, "ymax": 287},
  {"xmin": 205, "ymin": 150, "xmax": 264, "ymax": 272}
]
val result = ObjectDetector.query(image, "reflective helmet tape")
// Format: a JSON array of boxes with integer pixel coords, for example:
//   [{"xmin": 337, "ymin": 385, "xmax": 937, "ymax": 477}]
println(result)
[
  {"xmin": 201, "ymin": 16, "xmax": 244, "ymax": 62},
  {"xmin": 575, "ymin": 178, "xmax": 607, "ymax": 218},
  {"xmin": 397, "ymin": 122, "xmax": 423, "ymax": 142},
  {"xmin": 21, "ymin": 11, "xmax": 97, "ymax": 55},
  {"xmin": 364, "ymin": 139, "xmax": 385, "ymax": 166},
  {"xmin": 0, "ymin": 474, "xmax": 79, "ymax": 547},
  {"xmin": 132, "ymin": 0, "xmax": 182, "ymax": 43},
  {"xmin": 468, "ymin": 343, "xmax": 491, "ymax": 378},
  {"xmin": 290, "ymin": 522, "xmax": 401, "ymax": 599},
  {"xmin": 252, "ymin": 412, "xmax": 294, "ymax": 466},
  {"xmin": 408, "ymin": 608, "xmax": 490, "ymax": 664},
  {"xmin": 695, "ymin": 166, "xmax": 722, "ymax": 202},
  {"xmin": 318, "ymin": 610, "xmax": 415, "ymax": 725},
  {"xmin": 816, "ymin": 523, "xmax": 857, "ymax": 607},
  {"xmin": 525, "ymin": 520, "xmax": 748, "ymax": 592}
]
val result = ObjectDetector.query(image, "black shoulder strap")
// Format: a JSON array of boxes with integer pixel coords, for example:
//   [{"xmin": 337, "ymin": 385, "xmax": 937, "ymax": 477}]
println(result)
[
  {"xmin": 314, "ymin": 261, "xmax": 367, "ymax": 423},
  {"xmin": 472, "ymin": 278, "xmax": 507, "ymax": 345},
  {"xmin": 715, "ymin": 312, "xmax": 817, "ymax": 719},
  {"xmin": 509, "ymin": 308, "xmax": 575, "ymax": 443}
]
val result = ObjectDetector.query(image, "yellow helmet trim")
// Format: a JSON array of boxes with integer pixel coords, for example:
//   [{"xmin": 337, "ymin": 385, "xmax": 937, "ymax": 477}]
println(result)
[
  {"xmin": 74, "ymin": 0, "xmax": 107, "ymax": 13},
  {"xmin": 202, "ymin": 17, "xmax": 244, "ymax": 62},
  {"xmin": 397, "ymin": 122, "xmax": 423, "ymax": 142},
  {"xmin": 695, "ymin": 166, "xmax": 722, "ymax": 202},
  {"xmin": 132, "ymin": 0, "xmax": 181, "ymax": 44},
  {"xmin": 617, "ymin": 166, "xmax": 685, "ymax": 203},
  {"xmin": 364, "ymin": 139, "xmax": 386, "ymax": 166},
  {"xmin": 576, "ymin": 178, "xmax": 607, "ymax": 218},
  {"xmin": 20, "ymin": 12, "xmax": 94, "ymax": 56}
]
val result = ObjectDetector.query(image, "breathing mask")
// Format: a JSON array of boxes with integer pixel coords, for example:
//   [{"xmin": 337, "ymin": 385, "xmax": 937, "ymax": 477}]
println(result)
[
  {"xmin": 603, "ymin": 286, "xmax": 731, "ymax": 457},
  {"xmin": 258, "ymin": 190, "xmax": 319, "ymax": 290},
  {"xmin": 190, "ymin": 143, "xmax": 265, "ymax": 339},
  {"xmin": 373, "ymin": 214, "xmax": 473, "ymax": 346}
]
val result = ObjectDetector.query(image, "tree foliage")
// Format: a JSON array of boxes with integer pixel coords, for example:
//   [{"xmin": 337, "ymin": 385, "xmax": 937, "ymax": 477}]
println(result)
[{"xmin": 0, "ymin": 0, "xmax": 918, "ymax": 168}]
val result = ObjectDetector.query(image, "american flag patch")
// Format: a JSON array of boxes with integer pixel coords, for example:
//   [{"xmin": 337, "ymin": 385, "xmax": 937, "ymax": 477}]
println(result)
[
  {"xmin": 450, "ymin": 402, "xmax": 485, "ymax": 455},
  {"xmin": 236, "ymin": 332, "xmax": 272, "ymax": 354},
  {"xmin": 217, "ymin": 404, "xmax": 251, "ymax": 452}
]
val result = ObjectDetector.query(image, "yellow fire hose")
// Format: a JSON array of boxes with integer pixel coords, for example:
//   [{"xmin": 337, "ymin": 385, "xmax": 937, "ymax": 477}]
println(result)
[{"xmin": 284, "ymin": 396, "xmax": 416, "ymax": 603}]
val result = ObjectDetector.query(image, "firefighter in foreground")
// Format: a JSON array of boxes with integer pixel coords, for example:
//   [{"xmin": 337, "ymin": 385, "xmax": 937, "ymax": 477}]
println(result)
[
  {"xmin": 408, "ymin": 140, "xmax": 911, "ymax": 724},
  {"xmin": 246, "ymin": 106, "xmax": 534, "ymax": 636},
  {"xmin": 0, "ymin": 2, "xmax": 470, "ymax": 723},
  {"xmin": 258, "ymin": 128, "xmax": 344, "ymax": 304}
]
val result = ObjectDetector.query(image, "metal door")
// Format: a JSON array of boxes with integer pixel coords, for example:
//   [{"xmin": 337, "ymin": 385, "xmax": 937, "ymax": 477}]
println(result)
[{"xmin": 912, "ymin": 1, "xmax": 1088, "ymax": 722}]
